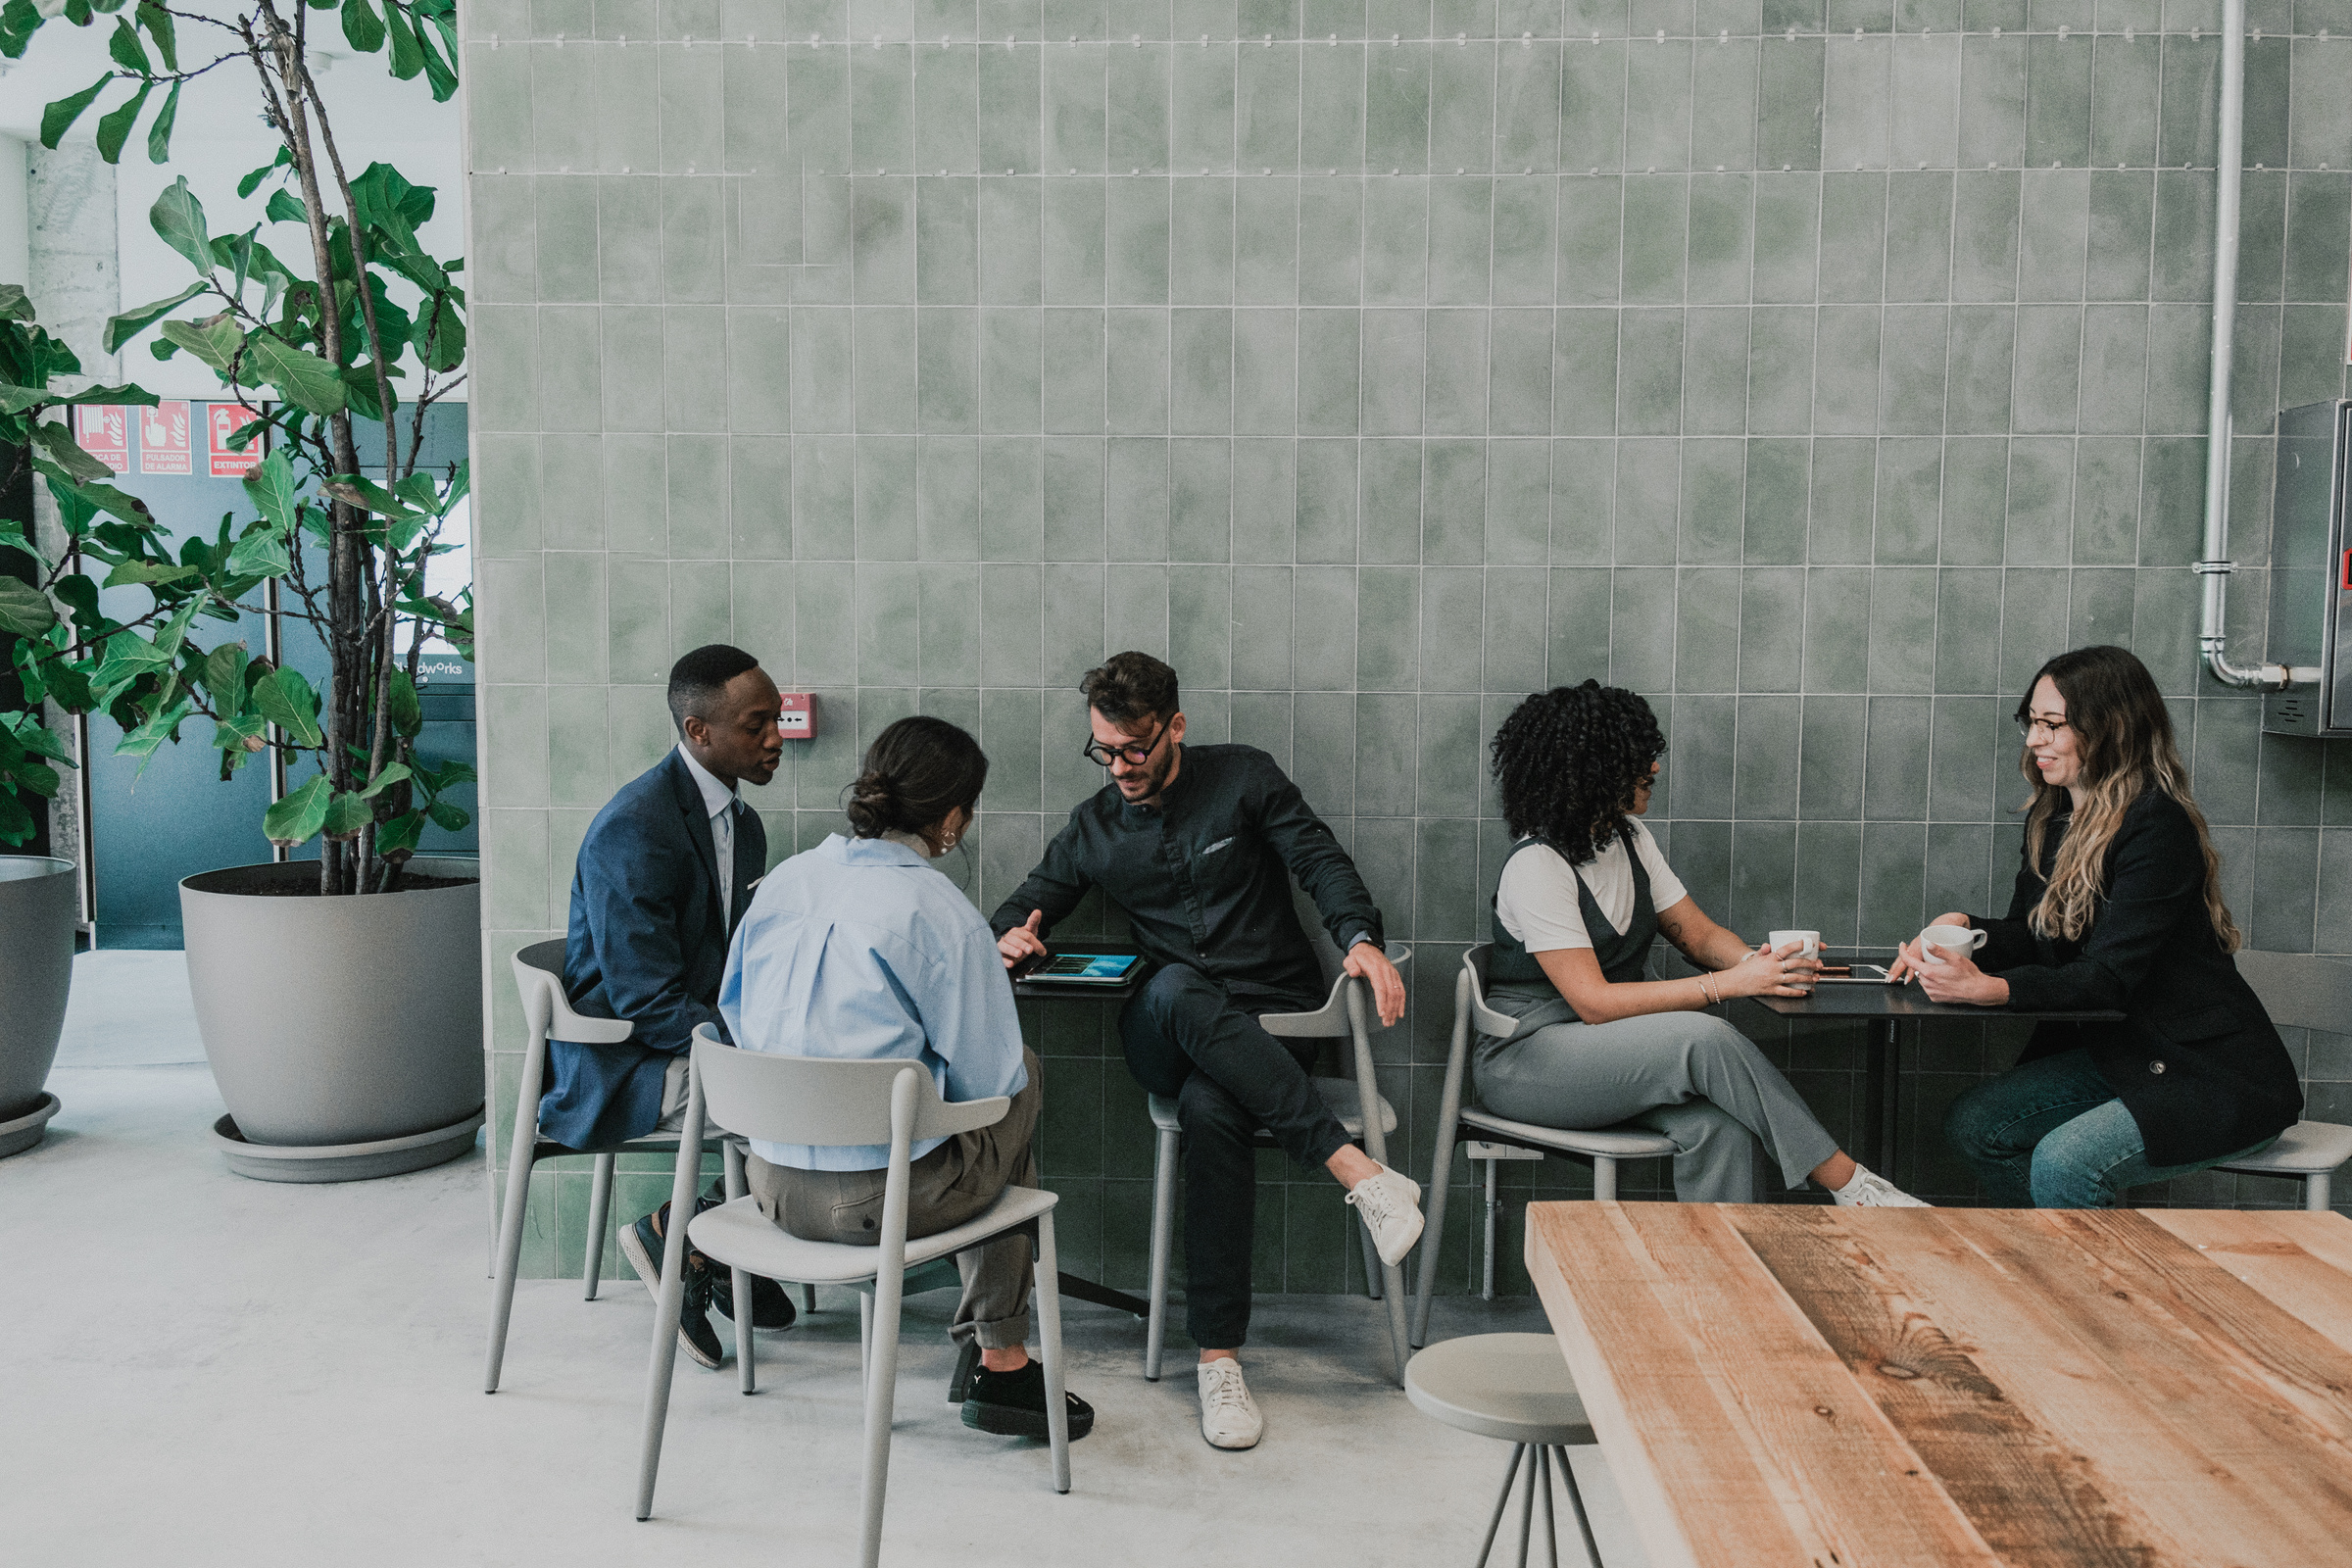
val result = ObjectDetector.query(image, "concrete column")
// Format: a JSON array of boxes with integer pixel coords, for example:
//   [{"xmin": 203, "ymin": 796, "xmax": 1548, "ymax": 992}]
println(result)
[
  {"xmin": 24, "ymin": 141, "xmax": 117, "ymax": 925},
  {"xmin": 0, "ymin": 135, "xmax": 26, "ymax": 290}
]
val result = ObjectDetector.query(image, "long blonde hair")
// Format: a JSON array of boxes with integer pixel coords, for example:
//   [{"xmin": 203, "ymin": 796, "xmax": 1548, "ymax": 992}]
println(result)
[{"xmin": 2019, "ymin": 646, "xmax": 2240, "ymax": 952}]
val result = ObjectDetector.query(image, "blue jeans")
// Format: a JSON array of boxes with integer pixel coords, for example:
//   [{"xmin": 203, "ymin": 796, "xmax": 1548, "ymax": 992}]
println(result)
[{"xmin": 1945, "ymin": 1049, "xmax": 2277, "ymax": 1207}]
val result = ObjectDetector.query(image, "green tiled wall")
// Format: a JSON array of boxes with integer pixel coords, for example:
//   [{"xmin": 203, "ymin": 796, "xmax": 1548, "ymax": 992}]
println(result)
[{"xmin": 460, "ymin": 0, "xmax": 2352, "ymax": 1293}]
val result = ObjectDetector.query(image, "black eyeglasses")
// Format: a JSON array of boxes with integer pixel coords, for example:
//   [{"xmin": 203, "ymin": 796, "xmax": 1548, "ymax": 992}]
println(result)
[
  {"xmin": 1081, "ymin": 723, "xmax": 1167, "ymax": 768},
  {"xmin": 2017, "ymin": 715, "xmax": 2071, "ymax": 739}
]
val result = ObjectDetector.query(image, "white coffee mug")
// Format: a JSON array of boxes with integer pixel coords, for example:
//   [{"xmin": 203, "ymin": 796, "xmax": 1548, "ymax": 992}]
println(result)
[
  {"xmin": 1916, "ymin": 924, "xmax": 1987, "ymax": 963},
  {"xmin": 1766, "ymin": 929, "xmax": 1822, "ymax": 959}
]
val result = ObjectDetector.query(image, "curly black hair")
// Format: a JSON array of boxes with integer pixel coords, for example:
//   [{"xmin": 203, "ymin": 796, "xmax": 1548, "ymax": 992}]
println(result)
[{"xmin": 1490, "ymin": 681, "xmax": 1665, "ymax": 866}]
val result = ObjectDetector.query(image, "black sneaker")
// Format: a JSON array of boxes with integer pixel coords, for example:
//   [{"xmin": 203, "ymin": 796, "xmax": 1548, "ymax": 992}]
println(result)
[
  {"xmin": 618, "ymin": 1203, "xmax": 724, "ymax": 1371},
  {"xmin": 960, "ymin": 1359, "xmax": 1095, "ymax": 1442},
  {"xmin": 711, "ymin": 1271, "xmax": 799, "ymax": 1332}
]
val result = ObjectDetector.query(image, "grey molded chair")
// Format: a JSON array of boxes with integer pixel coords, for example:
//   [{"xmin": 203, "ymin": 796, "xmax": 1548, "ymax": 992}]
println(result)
[
  {"xmin": 635, "ymin": 1026, "xmax": 1071, "ymax": 1564},
  {"xmin": 2216, "ymin": 951, "xmax": 2352, "ymax": 1208},
  {"xmin": 1404, "ymin": 1333, "xmax": 1602, "ymax": 1568},
  {"xmin": 1143, "ymin": 944, "xmax": 1414, "ymax": 1387},
  {"xmin": 1410, "ymin": 945, "xmax": 1679, "ymax": 1348},
  {"xmin": 486, "ymin": 941, "xmax": 771, "ymax": 1396}
]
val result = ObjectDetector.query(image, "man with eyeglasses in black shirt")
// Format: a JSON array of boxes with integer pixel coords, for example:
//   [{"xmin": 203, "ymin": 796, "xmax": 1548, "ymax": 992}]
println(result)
[{"xmin": 992, "ymin": 652, "xmax": 1423, "ymax": 1451}]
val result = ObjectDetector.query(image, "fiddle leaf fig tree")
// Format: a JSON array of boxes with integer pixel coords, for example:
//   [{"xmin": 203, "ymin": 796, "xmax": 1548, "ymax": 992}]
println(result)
[{"xmin": 1, "ymin": 0, "xmax": 474, "ymax": 892}]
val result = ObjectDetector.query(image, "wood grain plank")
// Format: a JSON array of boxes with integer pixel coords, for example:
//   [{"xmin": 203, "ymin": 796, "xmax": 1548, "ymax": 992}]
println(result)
[
  {"xmin": 1734, "ymin": 1206, "xmax": 2214, "ymax": 1567},
  {"xmin": 2142, "ymin": 1210, "xmax": 2352, "ymax": 1351},
  {"xmin": 1757, "ymin": 1206, "xmax": 2352, "ymax": 1567},
  {"xmin": 1530, "ymin": 1202, "xmax": 1999, "ymax": 1568}
]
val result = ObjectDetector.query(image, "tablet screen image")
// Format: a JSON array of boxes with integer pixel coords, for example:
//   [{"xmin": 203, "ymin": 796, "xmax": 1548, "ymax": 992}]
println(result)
[{"xmin": 1025, "ymin": 953, "xmax": 1142, "ymax": 984}]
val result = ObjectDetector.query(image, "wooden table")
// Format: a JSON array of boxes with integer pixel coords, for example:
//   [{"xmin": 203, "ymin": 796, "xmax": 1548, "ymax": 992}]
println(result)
[
  {"xmin": 1527, "ymin": 1200, "xmax": 2352, "ymax": 1567},
  {"xmin": 1752, "ymin": 980, "xmax": 2123, "ymax": 1181}
]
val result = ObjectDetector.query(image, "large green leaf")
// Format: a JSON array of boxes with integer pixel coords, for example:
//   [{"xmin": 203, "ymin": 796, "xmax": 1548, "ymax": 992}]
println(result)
[
  {"xmin": 155, "ymin": 315, "xmax": 241, "ymax": 372},
  {"xmin": 103, "ymin": 281, "xmax": 206, "ymax": 354},
  {"xmin": 0, "ymin": 578, "xmax": 55, "ymax": 636},
  {"xmin": 0, "ymin": 283, "xmax": 30, "ymax": 321},
  {"xmin": 223, "ymin": 519, "xmax": 290, "ymax": 579},
  {"xmin": 253, "ymin": 666, "xmax": 323, "ymax": 747},
  {"xmin": 31, "ymin": 420, "xmax": 113, "ymax": 483},
  {"xmin": 105, "ymin": 15, "xmax": 146, "ymax": 70},
  {"xmin": 234, "ymin": 147, "xmax": 290, "ymax": 200},
  {"xmin": 0, "ymin": 378, "xmax": 159, "ymax": 416},
  {"xmin": 39, "ymin": 74, "xmax": 112, "ymax": 150},
  {"xmin": 144, "ymin": 78, "xmax": 177, "ymax": 164},
  {"xmin": 100, "ymin": 558, "xmax": 198, "ymax": 588},
  {"xmin": 374, "ymin": 809, "xmax": 424, "ymax": 855},
  {"xmin": 321, "ymin": 789, "xmax": 374, "ymax": 840},
  {"xmin": 243, "ymin": 333, "xmax": 344, "ymax": 414},
  {"xmin": 264, "ymin": 188, "xmax": 306, "ymax": 225},
  {"xmin": 1, "ymin": 712, "xmax": 74, "ymax": 764},
  {"xmin": 86, "ymin": 634, "xmax": 172, "ymax": 700},
  {"xmin": 93, "ymin": 78, "xmax": 150, "ymax": 165},
  {"xmin": 198, "ymin": 643, "xmax": 249, "ymax": 707},
  {"xmin": 133, "ymin": 0, "xmax": 172, "ymax": 69},
  {"xmin": 387, "ymin": 668, "xmax": 421, "ymax": 738},
  {"xmin": 381, "ymin": 0, "xmax": 424, "ymax": 79},
  {"xmin": 112, "ymin": 696, "xmax": 192, "ymax": 760},
  {"xmin": 354, "ymin": 760, "xmax": 413, "ymax": 800},
  {"xmin": 416, "ymin": 24, "xmax": 456, "ymax": 101},
  {"xmin": 149, "ymin": 177, "xmax": 213, "ymax": 274},
  {"xmin": 241, "ymin": 449, "xmax": 298, "ymax": 535},
  {"xmin": 263, "ymin": 773, "xmax": 331, "ymax": 847},
  {"xmin": 339, "ymin": 0, "xmax": 382, "ymax": 51},
  {"xmin": 1, "ymin": 0, "xmax": 44, "ymax": 62}
]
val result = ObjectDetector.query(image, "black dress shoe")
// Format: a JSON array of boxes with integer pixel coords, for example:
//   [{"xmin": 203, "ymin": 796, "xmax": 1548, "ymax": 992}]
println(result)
[
  {"xmin": 618, "ymin": 1204, "xmax": 725, "ymax": 1371},
  {"xmin": 961, "ymin": 1359, "xmax": 1095, "ymax": 1441},
  {"xmin": 711, "ymin": 1271, "xmax": 799, "ymax": 1332}
]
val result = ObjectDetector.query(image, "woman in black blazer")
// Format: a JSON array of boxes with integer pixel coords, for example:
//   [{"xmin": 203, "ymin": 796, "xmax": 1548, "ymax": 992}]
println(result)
[{"xmin": 1896, "ymin": 646, "xmax": 2301, "ymax": 1207}]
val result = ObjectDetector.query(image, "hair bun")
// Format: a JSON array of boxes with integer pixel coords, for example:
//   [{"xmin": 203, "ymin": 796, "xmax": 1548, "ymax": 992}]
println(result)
[{"xmin": 843, "ymin": 770, "xmax": 903, "ymax": 835}]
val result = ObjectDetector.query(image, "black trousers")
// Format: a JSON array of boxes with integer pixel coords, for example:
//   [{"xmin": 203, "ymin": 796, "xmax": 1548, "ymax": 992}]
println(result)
[{"xmin": 1118, "ymin": 963, "xmax": 1354, "ymax": 1349}]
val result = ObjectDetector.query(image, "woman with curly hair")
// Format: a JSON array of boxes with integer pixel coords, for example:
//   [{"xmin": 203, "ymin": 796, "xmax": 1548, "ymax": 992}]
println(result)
[
  {"xmin": 1479, "ymin": 681, "xmax": 1925, "ymax": 1205},
  {"xmin": 1917, "ymin": 646, "xmax": 2300, "ymax": 1207}
]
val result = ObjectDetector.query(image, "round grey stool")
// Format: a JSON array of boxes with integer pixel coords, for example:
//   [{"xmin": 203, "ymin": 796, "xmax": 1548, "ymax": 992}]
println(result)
[{"xmin": 1405, "ymin": 1334, "xmax": 1603, "ymax": 1568}]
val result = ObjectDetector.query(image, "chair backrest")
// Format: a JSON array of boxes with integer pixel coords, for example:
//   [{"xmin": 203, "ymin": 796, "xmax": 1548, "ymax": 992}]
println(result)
[
  {"xmin": 2236, "ymin": 951, "xmax": 2352, "ymax": 1036},
  {"xmin": 1259, "ymin": 943, "xmax": 1413, "ymax": 1039},
  {"xmin": 688, "ymin": 1023, "xmax": 1007, "ymax": 1149},
  {"xmin": 511, "ymin": 938, "xmax": 632, "ymax": 1046},
  {"xmin": 1457, "ymin": 944, "xmax": 1521, "ymax": 1040}
]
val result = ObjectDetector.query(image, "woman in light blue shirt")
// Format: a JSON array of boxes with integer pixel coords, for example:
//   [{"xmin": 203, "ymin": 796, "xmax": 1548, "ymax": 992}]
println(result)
[{"xmin": 722, "ymin": 715, "xmax": 1092, "ymax": 1443}]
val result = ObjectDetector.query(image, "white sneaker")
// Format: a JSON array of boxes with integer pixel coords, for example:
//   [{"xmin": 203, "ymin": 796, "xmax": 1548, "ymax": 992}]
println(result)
[
  {"xmin": 1197, "ymin": 1357, "xmax": 1263, "ymax": 1450},
  {"xmin": 1347, "ymin": 1164, "xmax": 1426, "ymax": 1267},
  {"xmin": 1835, "ymin": 1168, "xmax": 1932, "ymax": 1207}
]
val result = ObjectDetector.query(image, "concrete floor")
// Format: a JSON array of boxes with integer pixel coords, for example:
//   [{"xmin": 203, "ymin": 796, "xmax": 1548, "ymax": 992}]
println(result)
[{"xmin": 9, "ymin": 954, "xmax": 1647, "ymax": 1567}]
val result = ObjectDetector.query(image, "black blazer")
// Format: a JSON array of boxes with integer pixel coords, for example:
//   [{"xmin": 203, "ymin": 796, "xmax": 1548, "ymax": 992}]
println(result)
[
  {"xmin": 1971, "ymin": 789, "xmax": 2300, "ymax": 1168},
  {"xmin": 540, "ymin": 750, "xmax": 766, "ymax": 1150}
]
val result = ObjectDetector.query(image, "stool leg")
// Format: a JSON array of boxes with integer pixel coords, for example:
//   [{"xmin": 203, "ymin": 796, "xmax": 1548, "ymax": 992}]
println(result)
[
  {"xmin": 1592, "ymin": 1154, "xmax": 1617, "ymax": 1202},
  {"xmin": 804, "ymin": 1282, "xmax": 818, "ymax": 1313},
  {"xmin": 1555, "ymin": 1447, "xmax": 1603, "ymax": 1568},
  {"xmin": 1515, "ymin": 1439, "xmax": 1540, "ymax": 1568},
  {"xmin": 584, "ymin": 1152, "xmax": 614, "ymax": 1299},
  {"xmin": 2309, "ymin": 1171, "xmax": 2332, "ymax": 1213},
  {"xmin": 1474, "ymin": 1446, "xmax": 1526, "ymax": 1568},
  {"xmin": 1360, "ymin": 1218, "xmax": 1385, "ymax": 1299},
  {"xmin": 1537, "ymin": 1446, "xmax": 1557, "ymax": 1568},
  {"xmin": 1481, "ymin": 1159, "xmax": 1500, "ymax": 1301}
]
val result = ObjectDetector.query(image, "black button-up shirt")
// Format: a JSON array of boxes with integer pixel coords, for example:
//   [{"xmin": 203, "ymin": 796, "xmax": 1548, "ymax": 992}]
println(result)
[{"xmin": 989, "ymin": 743, "xmax": 1386, "ymax": 1005}]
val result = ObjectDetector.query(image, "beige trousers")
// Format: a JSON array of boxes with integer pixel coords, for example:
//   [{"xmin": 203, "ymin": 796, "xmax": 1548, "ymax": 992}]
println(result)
[{"xmin": 744, "ymin": 1049, "xmax": 1044, "ymax": 1350}]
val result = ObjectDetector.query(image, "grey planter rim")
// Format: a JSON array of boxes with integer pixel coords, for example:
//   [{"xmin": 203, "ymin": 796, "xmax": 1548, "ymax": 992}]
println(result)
[
  {"xmin": 210, "ymin": 1107, "xmax": 485, "ymax": 1183},
  {"xmin": 0, "ymin": 1092, "xmax": 61, "ymax": 1159},
  {"xmin": 178, "ymin": 853, "xmax": 480, "ymax": 897}
]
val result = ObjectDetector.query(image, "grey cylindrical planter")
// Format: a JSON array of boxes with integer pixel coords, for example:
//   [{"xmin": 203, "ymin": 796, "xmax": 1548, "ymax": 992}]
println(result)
[
  {"xmin": 182, "ymin": 856, "xmax": 484, "ymax": 1181},
  {"xmin": 0, "ymin": 856, "xmax": 75, "ymax": 1157}
]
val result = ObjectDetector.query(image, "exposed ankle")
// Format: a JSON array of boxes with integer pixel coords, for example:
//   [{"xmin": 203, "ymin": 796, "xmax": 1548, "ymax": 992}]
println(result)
[{"xmin": 979, "ymin": 1347, "xmax": 1029, "ymax": 1374}]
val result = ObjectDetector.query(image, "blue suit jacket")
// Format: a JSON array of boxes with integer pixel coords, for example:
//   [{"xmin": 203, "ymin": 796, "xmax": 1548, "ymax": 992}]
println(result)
[{"xmin": 540, "ymin": 750, "xmax": 767, "ymax": 1150}]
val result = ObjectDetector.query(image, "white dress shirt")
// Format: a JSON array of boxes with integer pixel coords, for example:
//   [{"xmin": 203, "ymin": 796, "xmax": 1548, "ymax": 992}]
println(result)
[{"xmin": 675, "ymin": 744, "xmax": 741, "ymax": 927}]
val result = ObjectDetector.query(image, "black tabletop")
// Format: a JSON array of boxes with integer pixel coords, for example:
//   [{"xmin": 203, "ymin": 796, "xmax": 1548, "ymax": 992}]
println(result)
[{"xmin": 1754, "ymin": 985, "xmax": 2123, "ymax": 1023}]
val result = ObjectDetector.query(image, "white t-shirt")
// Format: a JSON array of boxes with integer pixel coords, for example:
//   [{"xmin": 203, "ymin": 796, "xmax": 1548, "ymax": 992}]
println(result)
[{"xmin": 1494, "ymin": 820, "xmax": 1689, "ymax": 954}]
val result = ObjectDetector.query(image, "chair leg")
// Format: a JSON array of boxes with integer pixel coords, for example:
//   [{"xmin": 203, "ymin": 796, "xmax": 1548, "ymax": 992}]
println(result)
[
  {"xmin": 858, "ymin": 1289, "xmax": 874, "ymax": 1386},
  {"xmin": 1474, "ymin": 1446, "xmax": 1527, "ymax": 1568},
  {"xmin": 583, "ymin": 1152, "xmax": 615, "ymax": 1299},
  {"xmin": 484, "ymin": 1152, "xmax": 537, "ymax": 1393},
  {"xmin": 857, "ymin": 1270, "xmax": 906, "ymax": 1568},
  {"xmin": 722, "ymin": 1140, "xmax": 756, "ymax": 1396},
  {"xmin": 1359, "ymin": 1215, "xmax": 1385, "ymax": 1298},
  {"xmin": 1481, "ymin": 1159, "xmax": 1500, "ymax": 1301},
  {"xmin": 633, "ymin": 1101, "xmax": 708, "ymax": 1521},
  {"xmin": 1592, "ymin": 1155, "xmax": 1617, "ymax": 1202},
  {"xmin": 1034, "ymin": 1209, "xmax": 1073, "ymax": 1494},
  {"xmin": 1380, "ymin": 1257, "xmax": 1412, "ymax": 1386},
  {"xmin": 2309, "ymin": 1171, "xmax": 2333, "ymax": 1212},
  {"xmin": 803, "ymin": 1282, "xmax": 818, "ymax": 1313},
  {"xmin": 1412, "ymin": 1118, "xmax": 1464, "ymax": 1348},
  {"xmin": 1555, "ymin": 1447, "xmax": 1603, "ymax": 1568},
  {"xmin": 1144, "ymin": 1125, "xmax": 1179, "ymax": 1381}
]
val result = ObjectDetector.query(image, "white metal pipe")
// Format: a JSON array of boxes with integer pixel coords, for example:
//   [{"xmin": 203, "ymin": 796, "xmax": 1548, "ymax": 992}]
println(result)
[{"xmin": 2198, "ymin": 0, "xmax": 2320, "ymax": 690}]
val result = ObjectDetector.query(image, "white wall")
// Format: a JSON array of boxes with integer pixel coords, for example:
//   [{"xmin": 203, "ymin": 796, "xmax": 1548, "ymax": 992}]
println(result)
[{"xmin": 0, "ymin": 135, "xmax": 26, "ymax": 290}]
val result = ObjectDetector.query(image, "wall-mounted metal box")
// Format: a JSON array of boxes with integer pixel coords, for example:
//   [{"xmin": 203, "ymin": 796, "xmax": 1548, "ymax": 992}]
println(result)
[{"xmin": 2263, "ymin": 400, "xmax": 2352, "ymax": 738}]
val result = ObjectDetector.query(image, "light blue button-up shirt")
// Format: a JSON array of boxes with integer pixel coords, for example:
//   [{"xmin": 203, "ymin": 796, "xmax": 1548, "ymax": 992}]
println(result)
[{"xmin": 718, "ymin": 833, "xmax": 1028, "ymax": 1172}]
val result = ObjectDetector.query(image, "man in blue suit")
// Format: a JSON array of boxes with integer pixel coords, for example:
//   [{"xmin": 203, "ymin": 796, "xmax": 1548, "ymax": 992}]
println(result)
[{"xmin": 545, "ymin": 644, "xmax": 789, "ymax": 1368}]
